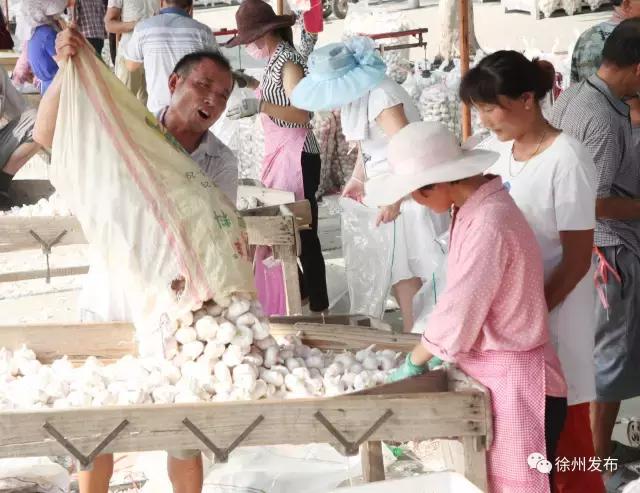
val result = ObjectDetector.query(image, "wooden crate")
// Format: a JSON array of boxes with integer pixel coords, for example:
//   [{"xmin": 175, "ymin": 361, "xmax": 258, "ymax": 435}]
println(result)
[{"xmin": 0, "ymin": 322, "xmax": 491, "ymax": 490}]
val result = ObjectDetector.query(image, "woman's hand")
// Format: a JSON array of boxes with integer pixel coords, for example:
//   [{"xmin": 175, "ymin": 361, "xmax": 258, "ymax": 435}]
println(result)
[
  {"xmin": 342, "ymin": 176, "xmax": 364, "ymax": 202},
  {"xmin": 376, "ymin": 200, "xmax": 401, "ymax": 226}
]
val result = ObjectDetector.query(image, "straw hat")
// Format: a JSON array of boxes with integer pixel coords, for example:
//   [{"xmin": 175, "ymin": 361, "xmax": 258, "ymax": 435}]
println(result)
[
  {"xmin": 290, "ymin": 37, "xmax": 387, "ymax": 111},
  {"xmin": 365, "ymin": 122, "xmax": 499, "ymax": 207},
  {"xmin": 226, "ymin": 0, "xmax": 296, "ymax": 48}
]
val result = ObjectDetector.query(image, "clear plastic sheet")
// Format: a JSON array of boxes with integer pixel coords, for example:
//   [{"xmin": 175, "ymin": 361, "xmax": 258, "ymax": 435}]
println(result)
[
  {"xmin": 340, "ymin": 197, "xmax": 394, "ymax": 319},
  {"xmin": 411, "ymin": 232, "xmax": 449, "ymax": 334}
]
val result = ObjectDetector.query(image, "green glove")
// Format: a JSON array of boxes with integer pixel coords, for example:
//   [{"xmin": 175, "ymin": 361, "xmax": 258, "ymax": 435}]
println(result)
[
  {"xmin": 428, "ymin": 356, "xmax": 443, "ymax": 370},
  {"xmin": 387, "ymin": 353, "xmax": 427, "ymax": 383}
]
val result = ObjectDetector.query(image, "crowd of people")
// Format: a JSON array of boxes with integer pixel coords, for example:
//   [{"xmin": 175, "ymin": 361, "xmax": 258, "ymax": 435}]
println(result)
[{"xmin": 1, "ymin": 0, "xmax": 640, "ymax": 492}]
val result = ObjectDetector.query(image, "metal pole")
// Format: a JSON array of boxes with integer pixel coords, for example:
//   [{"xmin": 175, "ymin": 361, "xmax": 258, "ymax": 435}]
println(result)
[{"xmin": 459, "ymin": 0, "xmax": 472, "ymax": 141}]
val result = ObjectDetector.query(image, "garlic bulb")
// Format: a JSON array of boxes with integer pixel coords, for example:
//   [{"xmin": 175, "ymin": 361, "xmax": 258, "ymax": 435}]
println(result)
[
  {"xmin": 216, "ymin": 322, "xmax": 237, "ymax": 344},
  {"xmin": 175, "ymin": 327, "xmax": 197, "ymax": 345},
  {"xmin": 195, "ymin": 316, "xmax": 218, "ymax": 341},
  {"xmin": 226, "ymin": 298, "xmax": 251, "ymax": 322},
  {"xmin": 182, "ymin": 341, "xmax": 204, "ymax": 360},
  {"xmin": 222, "ymin": 345, "xmax": 244, "ymax": 367}
]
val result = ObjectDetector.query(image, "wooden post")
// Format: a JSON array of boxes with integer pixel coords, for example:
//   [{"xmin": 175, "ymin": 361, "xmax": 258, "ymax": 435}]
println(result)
[
  {"xmin": 461, "ymin": 436, "xmax": 488, "ymax": 492},
  {"xmin": 361, "ymin": 441, "xmax": 385, "ymax": 482},
  {"xmin": 459, "ymin": 0, "xmax": 472, "ymax": 141},
  {"xmin": 276, "ymin": 0, "xmax": 284, "ymax": 15}
]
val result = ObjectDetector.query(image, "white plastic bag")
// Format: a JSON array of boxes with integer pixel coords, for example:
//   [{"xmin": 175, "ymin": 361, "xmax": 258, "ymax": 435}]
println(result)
[
  {"xmin": 340, "ymin": 198, "xmax": 393, "ymax": 319},
  {"xmin": 411, "ymin": 232, "xmax": 449, "ymax": 333},
  {"xmin": 0, "ymin": 457, "xmax": 70, "ymax": 493}
]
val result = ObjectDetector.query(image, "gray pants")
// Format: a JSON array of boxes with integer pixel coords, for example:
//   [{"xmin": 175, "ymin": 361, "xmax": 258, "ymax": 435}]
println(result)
[
  {"xmin": 0, "ymin": 108, "xmax": 36, "ymax": 170},
  {"xmin": 594, "ymin": 245, "xmax": 640, "ymax": 401}
]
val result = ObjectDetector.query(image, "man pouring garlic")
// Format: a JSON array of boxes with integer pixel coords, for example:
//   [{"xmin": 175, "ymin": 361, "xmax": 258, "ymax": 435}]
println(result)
[{"xmin": 33, "ymin": 25, "xmax": 238, "ymax": 493}]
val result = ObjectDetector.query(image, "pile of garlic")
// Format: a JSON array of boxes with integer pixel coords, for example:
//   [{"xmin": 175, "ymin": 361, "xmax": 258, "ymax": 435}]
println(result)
[
  {"xmin": 237, "ymin": 196, "xmax": 261, "ymax": 211},
  {"xmin": 228, "ymin": 116, "xmax": 264, "ymax": 182},
  {"xmin": 0, "ymin": 296, "xmax": 402, "ymax": 410},
  {"xmin": 0, "ymin": 193, "xmax": 71, "ymax": 217}
]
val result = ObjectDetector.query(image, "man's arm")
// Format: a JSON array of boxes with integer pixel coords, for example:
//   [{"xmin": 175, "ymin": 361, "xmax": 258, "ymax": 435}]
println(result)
[
  {"xmin": 105, "ymin": 7, "xmax": 136, "ymax": 35},
  {"xmin": 33, "ymin": 28, "xmax": 85, "ymax": 148},
  {"xmin": 122, "ymin": 25, "xmax": 144, "ymax": 72}
]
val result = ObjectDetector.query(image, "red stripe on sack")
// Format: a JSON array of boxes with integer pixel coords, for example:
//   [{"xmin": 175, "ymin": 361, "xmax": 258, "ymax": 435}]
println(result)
[{"xmin": 74, "ymin": 50, "xmax": 213, "ymax": 303}]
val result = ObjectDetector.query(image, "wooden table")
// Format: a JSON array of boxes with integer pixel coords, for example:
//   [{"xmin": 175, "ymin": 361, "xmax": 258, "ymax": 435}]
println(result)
[{"xmin": 0, "ymin": 321, "xmax": 492, "ymax": 490}]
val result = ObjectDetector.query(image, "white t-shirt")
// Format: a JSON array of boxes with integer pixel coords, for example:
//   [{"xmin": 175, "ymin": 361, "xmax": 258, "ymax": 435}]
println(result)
[
  {"xmin": 484, "ymin": 132, "xmax": 597, "ymax": 405},
  {"xmin": 360, "ymin": 78, "xmax": 422, "ymax": 179},
  {"xmin": 107, "ymin": 0, "xmax": 159, "ymax": 54},
  {"xmin": 124, "ymin": 11, "xmax": 218, "ymax": 113}
]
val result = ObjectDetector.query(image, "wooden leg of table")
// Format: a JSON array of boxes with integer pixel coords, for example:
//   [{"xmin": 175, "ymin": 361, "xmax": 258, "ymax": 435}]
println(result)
[
  {"xmin": 274, "ymin": 244, "xmax": 302, "ymax": 316},
  {"xmin": 361, "ymin": 441, "xmax": 385, "ymax": 482},
  {"xmin": 461, "ymin": 436, "xmax": 488, "ymax": 492}
]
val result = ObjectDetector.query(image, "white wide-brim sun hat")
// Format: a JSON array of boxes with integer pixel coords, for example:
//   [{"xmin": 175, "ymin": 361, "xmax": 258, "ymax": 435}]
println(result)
[{"xmin": 365, "ymin": 121, "xmax": 499, "ymax": 207}]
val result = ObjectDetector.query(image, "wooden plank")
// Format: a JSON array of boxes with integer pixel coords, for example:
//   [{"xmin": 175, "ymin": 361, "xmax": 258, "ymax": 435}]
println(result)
[
  {"xmin": 241, "ymin": 200, "xmax": 312, "ymax": 229},
  {"xmin": 0, "ymin": 323, "xmax": 136, "ymax": 364},
  {"xmin": 461, "ymin": 436, "xmax": 488, "ymax": 492},
  {"xmin": 0, "ymin": 392, "xmax": 486, "ymax": 459},
  {"xmin": 269, "ymin": 323, "xmax": 420, "ymax": 352},
  {"xmin": 350, "ymin": 371, "xmax": 447, "ymax": 396},
  {"xmin": 237, "ymin": 185, "xmax": 295, "ymax": 207},
  {"xmin": 243, "ymin": 216, "xmax": 295, "ymax": 246},
  {"xmin": 0, "ymin": 265, "xmax": 89, "ymax": 283},
  {"xmin": 361, "ymin": 441, "xmax": 385, "ymax": 482},
  {"xmin": 448, "ymin": 367, "xmax": 494, "ymax": 448},
  {"xmin": 0, "ymin": 216, "xmax": 86, "ymax": 253}
]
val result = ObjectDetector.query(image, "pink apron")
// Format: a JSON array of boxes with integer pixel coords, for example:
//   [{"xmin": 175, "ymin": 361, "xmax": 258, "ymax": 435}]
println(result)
[
  {"xmin": 456, "ymin": 347, "xmax": 550, "ymax": 493},
  {"xmin": 254, "ymin": 99, "xmax": 308, "ymax": 315},
  {"xmin": 259, "ymin": 112, "xmax": 307, "ymax": 200}
]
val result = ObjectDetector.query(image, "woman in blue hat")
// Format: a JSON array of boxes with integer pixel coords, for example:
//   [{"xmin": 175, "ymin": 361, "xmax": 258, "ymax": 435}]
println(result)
[
  {"xmin": 226, "ymin": 0, "xmax": 329, "ymax": 314},
  {"xmin": 291, "ymin": 37, "xmax": 449, "ymax": 332}
]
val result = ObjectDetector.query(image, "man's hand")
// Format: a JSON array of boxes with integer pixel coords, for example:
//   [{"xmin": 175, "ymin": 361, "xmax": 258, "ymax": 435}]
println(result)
[
  {"xmin": 376, "ymin": 201, "xmax": 401, "ymax": 226},
  {"xmin": 387, "ymin": 353, "xmax": 427, "ymax": 383},
  {"xmin": 226, "ymin": 98, "xmax": 261, "ymax": 120},
  {"xmin": 232, "ymin": 70, "xmax": 259, "ymax": 90},
  {"xmin": 342, "ymin": 176, "xmax": 365, "ymax": 202},
  {"xmin": 55, "ymin": 26, "xmax": 85, "ymax": 61}
]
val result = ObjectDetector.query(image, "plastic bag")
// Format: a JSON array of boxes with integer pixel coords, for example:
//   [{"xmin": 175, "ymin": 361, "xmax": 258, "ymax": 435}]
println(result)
[
  {"xmin": 254, "ymin": 247, "xmax": 287, "ymax": 316},
  {"xmin": 287, "ymin": 0, "xmax": 312, "ymax": 11},
  {"xmin": 50, "ymin": 45, "xmax": 254, "ymax": 353},
  {"xmin": 411, "ymin": 232, "xmax": 449, "ymax": 334},
  {"xmin": 340, "ymin": 197, "xmax": 393, "ymax": 319},
  {"xmin": 0, "ymin": 457, "xmax": 70, "ymax": 493}
]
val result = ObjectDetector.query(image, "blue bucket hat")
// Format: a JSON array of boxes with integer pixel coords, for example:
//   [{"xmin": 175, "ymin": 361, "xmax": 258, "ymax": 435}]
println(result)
[{"xmin": 291, "ymin": 37, "xmax": 387, "ymax": 112}]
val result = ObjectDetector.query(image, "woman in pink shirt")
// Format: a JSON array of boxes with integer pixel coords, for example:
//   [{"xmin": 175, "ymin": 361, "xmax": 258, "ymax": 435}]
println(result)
[{"xmin": 367, "ymin": 121, "xmax": 567, "ymax": 493}]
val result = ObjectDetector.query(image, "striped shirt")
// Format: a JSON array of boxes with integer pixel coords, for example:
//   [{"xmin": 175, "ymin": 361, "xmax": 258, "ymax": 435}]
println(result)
[
  {"xmin": 124, "ymin": 7, "xmax": 218, "ymax": 113},
  {"xmin": 551, "ymin": 75, "xmax": 640, "ymax": 257},
  {"xmin": 261, "ymin": 41, "xmax": 319, "ymax": 154},
  {"xmin": 77, "ymin": 0, "xmax": 107, "ymax": 40}
]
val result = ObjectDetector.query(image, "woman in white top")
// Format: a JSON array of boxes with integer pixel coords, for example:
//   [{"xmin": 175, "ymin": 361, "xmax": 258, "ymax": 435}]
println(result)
[
  {"xmin": 292, "ymin": 38, "xmax": 449, "ymax": 331},
  {"xmin": 460, "ymin": 50, "xmax": 604, "ymax": 493}
]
